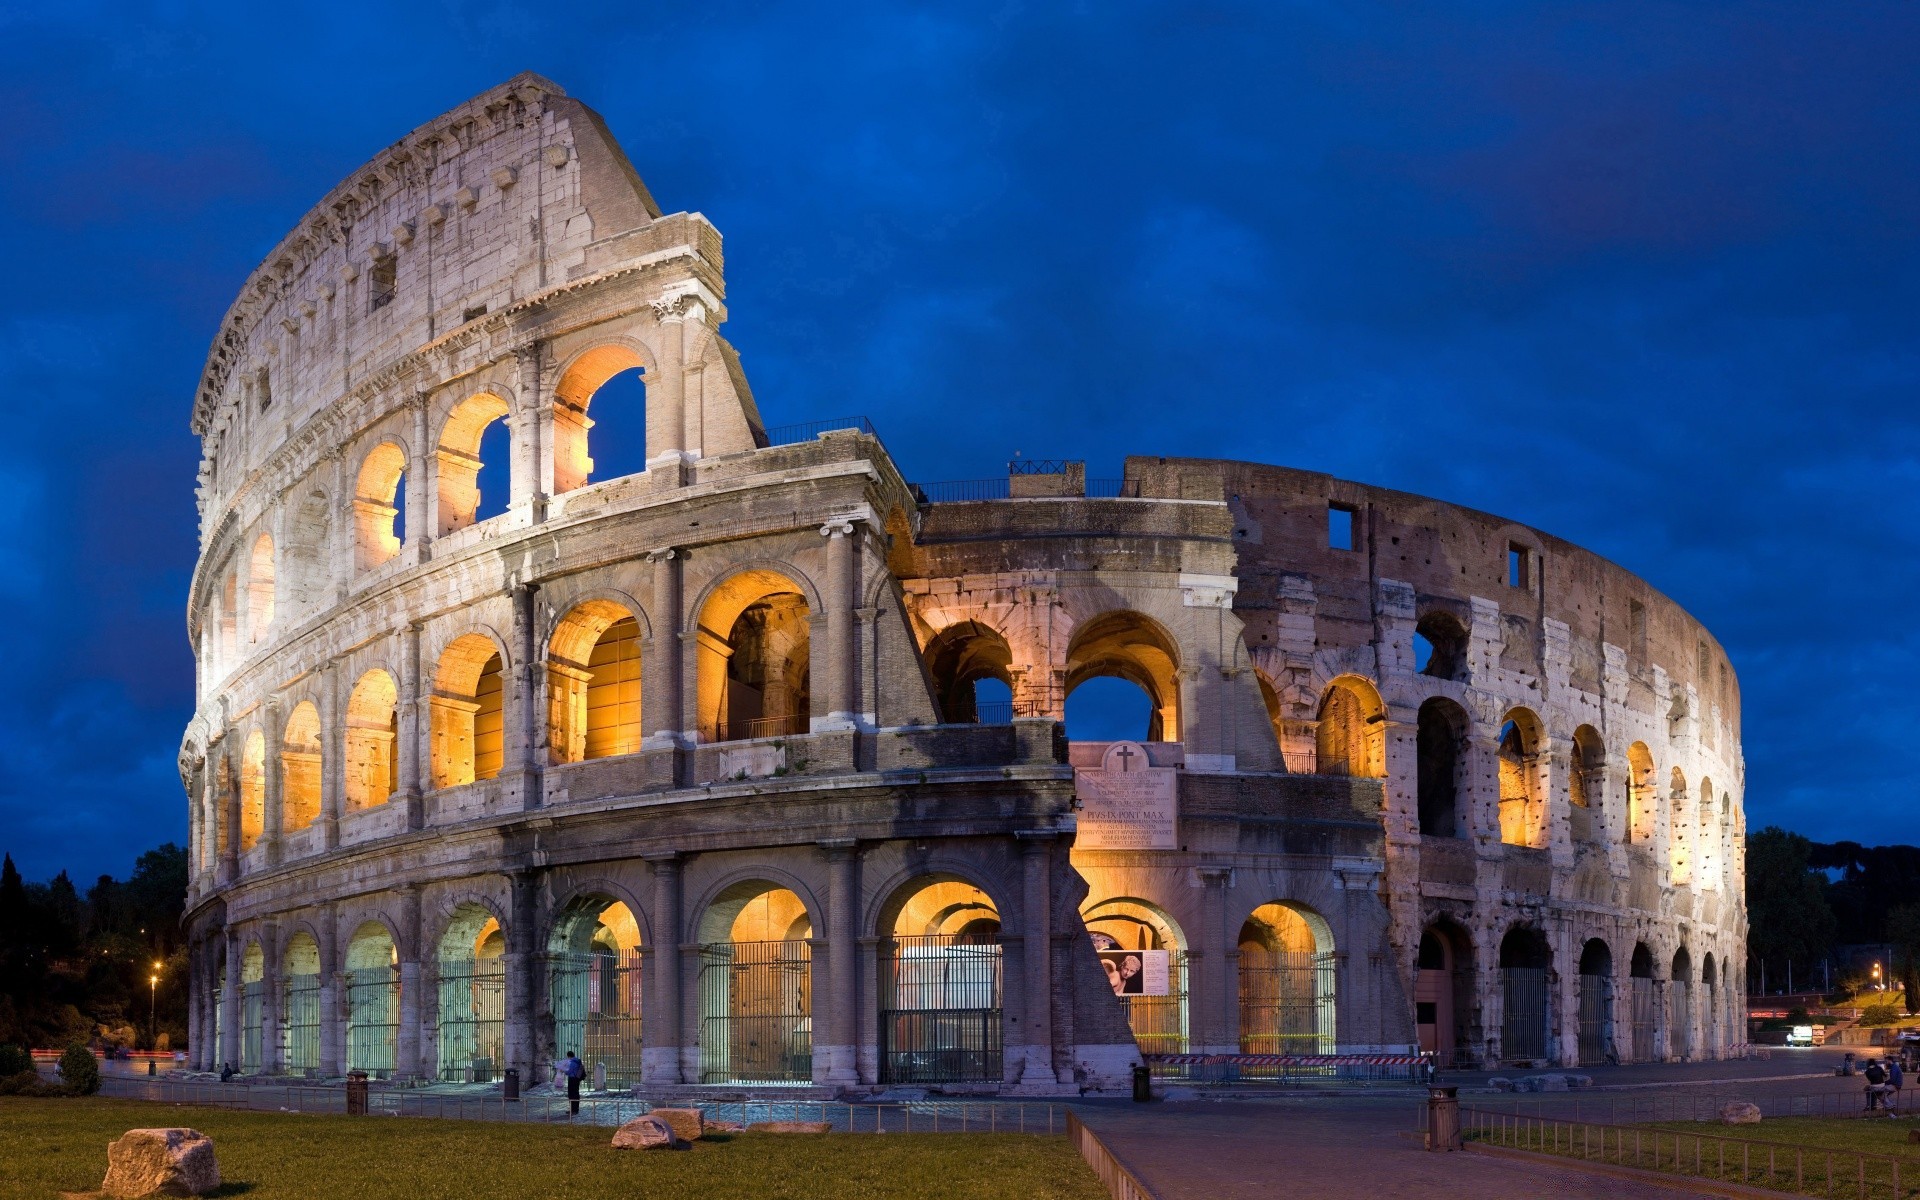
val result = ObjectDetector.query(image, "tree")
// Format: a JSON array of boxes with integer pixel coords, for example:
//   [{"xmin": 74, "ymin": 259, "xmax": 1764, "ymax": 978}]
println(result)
[
  {"xmin": 1887, "ymin": 904, "xmax": 1920, "ymax": 1015},
  {"xmin": 1747, "ymin": 827, "xmax": 1836, "ymax": 982}
]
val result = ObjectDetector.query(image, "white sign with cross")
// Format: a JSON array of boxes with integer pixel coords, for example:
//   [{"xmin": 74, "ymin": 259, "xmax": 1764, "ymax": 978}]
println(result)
[{"xmin": 1074, "ymin": 740, "xmax": 1178, "ymax": 850}]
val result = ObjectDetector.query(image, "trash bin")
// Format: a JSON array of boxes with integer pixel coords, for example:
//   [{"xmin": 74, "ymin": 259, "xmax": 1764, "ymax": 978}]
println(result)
[
  {"xmin": 1426, "ymin": 1086, "xmax": 1461, "ymax": 1151},
  {"xmin": 346, "ymin": 1070, "xmax": 369, "ymax": 1116},
  {"xmin": 147, "ymin": 1059, "xmax": 156, "ymax": 1077},
  {"xmin": 503, "ymin": 1067, "xmax": 520, "ymax": 1101},
  {"xmin": 1132, "ymin": 1064, "xmax": 1153, "ymax": 1103}
]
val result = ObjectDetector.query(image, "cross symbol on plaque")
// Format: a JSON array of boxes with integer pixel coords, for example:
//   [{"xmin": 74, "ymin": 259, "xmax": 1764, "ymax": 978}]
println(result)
[{"xmin": 1114, "ymin": 745, "xmax": 1136, "ymax": 772}]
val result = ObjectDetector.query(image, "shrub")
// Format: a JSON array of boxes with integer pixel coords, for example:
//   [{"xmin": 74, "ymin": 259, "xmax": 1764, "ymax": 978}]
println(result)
[
  {"xmin": 1860, "ymin": 1002, "xmax": 1902, "ymax": 1028},
  {"xmin": 0, "ymin": 1044, "xmax": 30, "ymax": 1077},
  {"xmin": 56, "ymin": 1044, "xmax": 99, "ymax": 1095},
  {"xmin": 0, "ymin": 1069, "xmax": 62, "ymax": 1097}
]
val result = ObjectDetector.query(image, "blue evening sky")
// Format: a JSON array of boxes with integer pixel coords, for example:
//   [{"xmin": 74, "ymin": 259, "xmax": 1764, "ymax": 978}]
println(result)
[{"xmin": 0, "ymin": 2, "xmax": 1914, "ymax": 880}]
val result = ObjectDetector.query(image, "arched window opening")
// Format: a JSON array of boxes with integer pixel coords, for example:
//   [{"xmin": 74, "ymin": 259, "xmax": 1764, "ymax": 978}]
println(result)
[
  {"xmin": 435, "ymin": 393, "xmax": 512, "ymax": 535},
  {"xmin": 218, "ymin": 571, "xmax": 239, "ymax": 665},
  {"xmin": 1498, "ymin": 926, "xmax": 1551, "ymax": 1064},
  {"xmin": 1576, "ymin": 939, "xmax": 1613, "ymax": 1066},
  {"xmin": 282, "ymin": 931, "xmax": 322, "ymax": 1074},
  {"xmin": 1496, "ymin": 710, "xmax": 1546, "ymax": 848},
  {"xmin": 1668, "ymin": 768, "xmax": 1692, "ymax": 886},
  {"xmin": 1415, "ymin": 921, "xmax": 1475, "ymax": 1068},
  {"xmin": 548, "ymin": 897, "xmax": 643, "ymax": 1090},
  {"xmin": 1238, "ymin": 902, "xmax": 1335, "ymax": 1061},
  {"xmin": 345, "ymin": 922, "xmax": 399, "ymax": 1076},
  {"xmin": 436, "ymin": 904, "xmax": 506, "ymax": 1083},
  {"xmin": 240, "ymin": 942, "xmax": 265, "ymax": 1073},
  {"xmin": 1626, "ymin": 743, "xmax": 1655, "ymax": 845},
  {"xmin": 1414, "ymin": 611, "xmax": 1469, "ymax": 680},
  {"xmin": 548, "ymin": 602, "xmax": 644, "ymax": 763},
  {"xmin": 354, "ymin": 442, "xmax": 408, "ymax": 572},
  {"xmin": 1085, "ymin": 897, "xmax": 1187, "ymax": 1058},
  {"xmin": 1314, "ymin": 676, "xmax": 1384, "ymax": 777},
  {"xmin": 1628, "ymin": 943, "xmax": 1657, "ymax": 1063},
  {"xmin": 1569, "ymin": 725, "xmax": 1605, "ymax": 844},
  {"xmin": 431, "ymin": 635, "xmax": 506, "ymax": 788},
  {"xmin": 1669, "ymin": 947, "xmax": 1694, "ymax": 1060},
  {"xmin": 239, "ymin": 730, "xmax": 266, "ymax": 855},
  {"xmin": 280, "ymin": 701, "xmax": 322, "ymax": 833},
  {"xmin": 923, "ymin": 621, "xmax": 1014, "ymax": 724},
  {"xmin": 247, "ymin": 533, "xmax": 275, "ymax": 641},
  {"xmin": 696, "ymin": 883, "xmax": 812, "ymax": 1084},
  {"xmin": 1064, "ymin": 676, "xmax": 1155, "ymax": 742},
  {"xmin": 281, "ymin": 491, "xmax": 331, "ymax": 621},
  {"xmin": 212, "ymin": 943, "xmax": 230, "ymax": 1068},
  {"xmin": 696, "ymin": 571, "xmax": 810, "ymax": 743},
  {"xmin": 1064, "ymin": 611, "xmax": 1181, "ymax": 742},
  {"xmin": 553, "ymin": 346, "xmax": 648, "ymax": 495},
  {"xmin": 1417, "ymin": 699, "xmax": 1469, "ymax": 838},
  {"xmin": 1695, "ymin": 779, "xmax": 1718, "ymax": 889},
  {"xmin": 345, "ymin": 670, "xmax": 398, "ymax": 811},
  {"xmin": 881, "ymin": 877, "xmax": 1003, "ymax": 1084},
  {"xmin": 1701, "ymin": 953, "xmax": 1720, "ymax": 1057}
]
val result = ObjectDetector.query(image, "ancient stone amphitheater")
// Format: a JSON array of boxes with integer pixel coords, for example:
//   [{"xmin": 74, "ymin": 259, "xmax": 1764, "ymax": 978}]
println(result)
[{"xmin": 180, "ymin": 75, "xmax": 1746, "ymax": 1095}]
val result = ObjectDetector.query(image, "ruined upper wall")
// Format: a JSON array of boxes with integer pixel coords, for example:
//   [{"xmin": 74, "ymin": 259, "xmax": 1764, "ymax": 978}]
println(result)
[{"xmin": 189, "ymin": 73, "xmax": 680, "ymax": 526}]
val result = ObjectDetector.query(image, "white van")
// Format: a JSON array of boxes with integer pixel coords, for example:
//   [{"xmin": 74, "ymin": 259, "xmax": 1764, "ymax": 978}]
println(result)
[{"xmin": 1786, "ymin": 1025, "xmax": 1816, "ymax": 1047}]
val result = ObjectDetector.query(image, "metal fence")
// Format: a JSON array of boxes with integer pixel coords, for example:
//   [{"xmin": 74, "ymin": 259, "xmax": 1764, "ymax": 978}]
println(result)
[
  {"xmin": 549, "ymin": 950, "xmax": 643, "ymax": 1090},
  {"xmin": 240, "ymin": 981, "xmax": 264, "ymax": 1074},
  {"xmin": 1130, "ymin": 951, "xmax": 1189, "ymax": 1059},
  {"xmin": 1463, "ymin": 1105, "xmax": 1920, "ymax": 1200},
  {"xmin": 761, "ymin": 416, "xmax": 877, "ymax": 446},
  {"xmin": 1483, "ymin": 1084, "xmax": 1920, "ymax": 1127},
  {"xmin": 346, "ymin": 967, "xmax": 399, "ymax": 1076},
  {"xmin": 914, "ymin": 479, "xmax": 1011, "ymax": 504},
  {"xmin": 1238, "ymin": 950, "xmax": 1336, "ymax": 1062},
  {"xmin": 1576, "ymin": 974, "xmax": 1609, "ymax": 1065},
  {"xmin": 284, "ymin": 974, "xmax": 321, "ymax": 1073},
  {"xmin": 1630, "ymin": 976, "xmax": 1657, "ymax": 1061},
  {"xmin": 711, "ymin": 713, "xmax": 809, "ymax": 743},
  {"xmin": 1501, "ymin": 967, "xmax": 1548, "ymax": 1061},
  {"xmin": 438, "ymin": 959, "xmax": 508, "ymax": 1083},
  {"xmin": 698, "ymin": 939, "xmax": 812, "ymax": 1084},
  {"xmin": 880, "ymin": 935, "xmax": 1002, "ymax": 1084}
]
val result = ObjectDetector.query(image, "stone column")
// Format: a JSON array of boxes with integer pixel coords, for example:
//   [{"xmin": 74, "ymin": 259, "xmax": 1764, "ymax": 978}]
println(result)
[
  {"xmin": 262, "ymin": 699, "xmax": 284, "ymax": 867},
  {"xmin": 218, "ymin": 743, "xmax": 240, "ymax": 885},
  {"xmin": 407, "ymin": 396, "xmax": 430, "ymax": 564},
  {"xmin": 319, "ymin": 907, "xmax": 343, "ymax": 1077},
  {"xmin": 643, "ymin": 548, "xmax": 686, "ymax": 747},
  {"xmin": 320, "ymin": 664, "xmax": 344, "ymax": 850},
  {"xmin": 221, "ymin": 929, "xmax": 242, "ymax": 1072},
  {"xmin": 507, "ymin": 582, "xmax": 543, "ymax": 810},
  {"xmin": 504, "ymin": 870, "xmax": 540, "ymax": 1084},
  {"xmin": 819, "ymin": 839, "xmax": 859, "ymax": 1084},
  {"xmin": 1196, "ymin": 866, "xmax": 1238, "ymax": 1055},
  {"xmin": 642, "ymin": 853, "xmax": 683, "ymax": 1085},
  {"xmin": 1014, "ymin": 831, "xmax": 1056, "ymax": 1086},
  {"xmin": 510, "ymin": 343, "xmax": 548, "ymax": 523},
  {"xmin": 187, "ymin": 939, "xmax": 205, "ymax": 1070},
  {"xmin": 398, "ymin": 621, "xmax": 426, "ymax": 829},
  {"xmin": 260, "ymin": 922, "xmax": 282, "ymax": 1073},
  {"xmin": 818, "ymin": 521, "xmax": 859, "ymax": 730},
  {"xmin": 647, "ymin": 297, "xmax": 690, "ymax": 465},
  {"xmin": 395, "ymin": 887, "xmax": 423, "ymax": 1081}
]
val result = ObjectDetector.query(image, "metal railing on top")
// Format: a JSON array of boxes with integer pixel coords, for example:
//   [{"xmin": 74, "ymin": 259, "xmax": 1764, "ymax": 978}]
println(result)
[
  {"xmin": 761, "ymin": 416, "xmax": 876, "ymax": 446},
  {"xmin": 915, "ymin": 479, "xmax": 1011, "ymax": 504},
  {"xmin": 1086, "ymin": 478, "xmax": 1142, "ymax": 498},
  {"xmin": 711, "ymin": 713, "xmax": 810, "ymax": 743}
]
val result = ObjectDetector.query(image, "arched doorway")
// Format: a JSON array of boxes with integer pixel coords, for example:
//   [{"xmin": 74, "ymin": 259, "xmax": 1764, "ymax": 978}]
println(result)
[
  {"xmin": 923, "ymin": 621, "xmax": 1015, "ymax": 724},
  {"xmin": 1670, "ymin": 947, "xmax": 1694, "ymax": 1060},
  {"xmin": 696, "ymin": 883, "xmax": 813, "ymax": 1083},
  {"xmin": 345, "ymin": 922, "xmax": 399, "ymax": 1076},
  {"xmin": 1702, "ymin": 953, "xmax": 1719, "ymax": 1057},
  {"xmin": 1498, "ymin": 926, "xmax": 1551, "ymax": 1064},
  {"xmin": 282, "ymin": 932, "xmax": 322, "ymax": 1075},
  {"xmin": 1314, "ymin": 676, "xmax": 1384, "ymax": 777},
  {"xmin": 1496, "ymin": 711, "xmax": 1547, "ymax": 848},
  {"xmin": 1064, "ymin": 611, "xmax": 1182, "ymax": 742},
  {"xmin": 1576, "ymin": 939, "xmax": 1614, "ymax": 1065},
  {"xmin": 1238, "ymin": 902, "xmax": 1336, "ymax": 1064},
  {"xmin": 695, "ymin": 571, "xmax": 811, "ymax": 743},
  {"xmin": 547, "ymin": 897, "xmax": 644, "ymax": 1089},
  {"xmin": 879, "ymin": 876, "xmax": 1003, "ymax": 1083},
  {"xmin": 1084, "ymin": 897, "xmax": 1188, "ymax": 1056},
  {"xmin": 1415, "ymin": 922, "xmax": 1474, "ymax": 1067},
  {"xmin": 436, "ymin": 904, "xmax": 506, "ymax": 1082},
  {"xmin": 239, "ymin": 942, "xmax": 264, "ymax": 1073},
  {"xmin": 1417, "ymin": 699, "xmax": 1469, "ymax": 838},
  {"xmin": 1629, "ymin": 943, "xmax": 1657, "ymax": 1062}
]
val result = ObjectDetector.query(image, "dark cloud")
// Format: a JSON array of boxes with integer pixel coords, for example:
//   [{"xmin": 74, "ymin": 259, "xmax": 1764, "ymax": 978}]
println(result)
[{"xmin": 0, "ymin": 0, "xmax": 1912, "ymax": 878}]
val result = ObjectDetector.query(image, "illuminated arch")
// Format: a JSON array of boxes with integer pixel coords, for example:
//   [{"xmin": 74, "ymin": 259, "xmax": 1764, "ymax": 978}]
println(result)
[
  {"xmin": 435, "ymin": 902, "xmax": 507, "ymax": 1082},
  {"xmin": 1064, "ymin": 610, "xmax": 1181, "ymax": 742},
  {"xmin": 1314, "ymin": 675, "xmax": 1385, "ymax": 777},
  {"xmin": 694, "ymin": 879, "xmax": 815, "ymax": 1084},
  {"xmin": 282, "ymin": 930, "xmax": 323, "ymax": 1073},
  {"xmin": 1496, "ymin": 708, "xmax": 1547, "ymax": 848},
  {"xmin": 1237, "ymin": 901, "xmax": 1335, "ymax": 1056},
  {"xmin": 548, "ymin": 599, "xmax": 644, "ymax": 763},
  {"xmin": 435, "ymin": 392, "xmax": 511, "ymax": 535},
  {"xmin": 923, "ymin": 620, "xmax": 1014, "ymax": 723},
  {"xmin": 280, "ymin": 701, "xmax": 322, "ymax": 833},
  {"xmin": 429, "ymin": 633, "xmax": 507, "ymax": 787},
  {"xmin": 1669, "ymin": 768, "xmax": 1692, "ymax": 886},
  {"xmin": 1084, "ymin": 896, "xmax": 1189, "ymax": 1057},
  {"xmin": 247, "ymin": 533, "xmax": 275, "ymax": 641},
  {"xmin": 239, "ymin": 729, "xmax": 266, "ymax": 853},
  {"xmin": 877, "ymin": 875, "xmax": 1003, "ymax": 1084},
  {"xmin": 1626, "ymin": 742, "xmax": 1656, "ymax": 844},
  {"xmin": 694, "ymin": 567, "xmax": 812, "ymax": 743},
  {"xmin": 344, "ymin": 921, "xmax": 399, "ymax": 1075},
  {"xmin": 353, "ymin": 442, "xmax": 407, "ymax": 572},
  {"xmin": 552, "ymin": 342, "xmax": 653, "ymax": 495},
  {"xmin": 345, "ymin": 670, "xmax": 398, "ymax": 810}
]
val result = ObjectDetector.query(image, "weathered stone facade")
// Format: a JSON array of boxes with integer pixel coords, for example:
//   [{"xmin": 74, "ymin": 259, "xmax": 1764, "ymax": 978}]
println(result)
[{"xmin": 181, "ymin": 75, "xmax": 1745, "ymax": 1094}]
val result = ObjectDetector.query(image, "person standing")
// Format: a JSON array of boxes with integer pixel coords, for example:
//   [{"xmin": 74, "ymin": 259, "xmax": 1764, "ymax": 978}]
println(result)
[{"xmin": 563, "ymin": 1051, "xmax": 585, "ymax": 1116}]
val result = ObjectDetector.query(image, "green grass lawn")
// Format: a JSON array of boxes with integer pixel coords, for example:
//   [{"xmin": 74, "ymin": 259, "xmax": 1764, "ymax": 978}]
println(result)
[
  {"xmin": 1646, "ymin": 1114, "xmax": 1920, "ymax": 1159},
  {"xmin": 0, "ymin": 1098, "xmax": 1106, "ymax": 1200}
]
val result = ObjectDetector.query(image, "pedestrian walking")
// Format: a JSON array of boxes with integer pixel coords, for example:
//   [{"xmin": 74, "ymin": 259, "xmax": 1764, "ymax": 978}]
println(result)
[
  {"xmin": 1864, "ymin": 1058, "xmax": 1888, "ymax": 1111},
  {"xmin": 563, "ymin": 1050, "xmax": 585, "ymax": 1116}
]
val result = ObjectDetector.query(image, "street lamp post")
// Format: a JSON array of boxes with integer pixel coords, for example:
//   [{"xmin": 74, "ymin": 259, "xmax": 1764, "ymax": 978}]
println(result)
[{"xmin": 149, "ymin": 962, "xmax": 162, "ymax": 1049}]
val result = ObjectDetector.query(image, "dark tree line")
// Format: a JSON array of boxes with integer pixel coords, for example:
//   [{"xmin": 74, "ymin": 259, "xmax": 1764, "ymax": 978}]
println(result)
[
  {"xmin": 1747, "ymin": 828, "xmax": 1920, "ymax": 1006},
  {"xmin": 0, "ymin": 845, "xmax": 188, "ymax": 1050}
]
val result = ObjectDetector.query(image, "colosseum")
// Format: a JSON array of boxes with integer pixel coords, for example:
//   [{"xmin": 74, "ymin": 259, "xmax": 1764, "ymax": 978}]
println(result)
[{"xmin": 180, "ymin": 74, "xmax": 1747, "ymax": 1096}]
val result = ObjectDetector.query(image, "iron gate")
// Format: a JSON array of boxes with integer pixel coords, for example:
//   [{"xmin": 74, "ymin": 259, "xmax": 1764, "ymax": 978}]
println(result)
[
  {"xmin": 438, "ymin": 959, "xmax": 507, "ymax": 1082},
  {"xmin": 1500, "ymin": 967, "xmax": 1548, "ymax": 1061},
  {"xmin": 240, "ymin": 981, "xmax": 264, "ymax": 1073},
  {"xmin": 550, "ymin": 950, "xmax": 644, "ymax": 1088},
  {"xmin": 1576, "ymin": 974, "xmax": 1609, "ymax": 1064},
  {"xmin": 1128, "ymin": 950, "xmax": 1190, "ymax": 1056},
  {"xmin": 879, "ymin": 935, "xmax": 1002, "ymax": 1083},
  {"xmin": 1630, "ymin": 977, "xmax": 1657, "ymax": 1062},
  {"xmin": 698, "ymin": 939, "xmax": 811, "ymax": 1083},
  {"xmin": 1669, "ymin": 979, "xmax": 1693, "ymax": 1059},
  {"xmin": 346, "ymin": 966, "xmax": 399, "ymax": 1076},
  {"xmin": 1239, "ymin": 950, "xmax": 1336, "ymax": 1063},
  {"xmin": 283, "ymin": 973, "xmax": 321, "ymax": 1073}
]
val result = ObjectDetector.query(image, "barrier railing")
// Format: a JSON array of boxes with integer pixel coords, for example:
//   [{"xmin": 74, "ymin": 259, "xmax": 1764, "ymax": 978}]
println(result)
[
  {"xmin": 1481, "ymin": 1083, "xmax": 1920, "ymax": 1126},
  {"xmin": 1462, "ymin": 1105, "xmax": 1916, "ymax": 1200},
  {"xmin": 1144, "ymin": 1052, "xmax": 1431, "ymax": 1086},
  {"xmin": 761, "ymin": 416, "xmax": 876, "ymax": 446},
  {"xmin": 1067, "ymin": 1112, "xmax": 1157, "ymax": 1200}
]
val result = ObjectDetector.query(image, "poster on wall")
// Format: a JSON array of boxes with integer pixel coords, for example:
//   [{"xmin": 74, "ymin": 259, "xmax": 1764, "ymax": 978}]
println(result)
[
  {"xmin": 1074, "ymin": 740, "xmax": 1177, "ymax": 850},
  {"xmin": 1095, "ymin": 946, "xmax": 1170, "ymax": 996}
]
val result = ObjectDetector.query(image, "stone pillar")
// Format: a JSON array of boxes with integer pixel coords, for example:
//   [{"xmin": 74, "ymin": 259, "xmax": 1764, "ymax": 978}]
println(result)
[
  {"xmin": 395, "ymin": 887, "xmax": 423, "ymax": 1081},
  {"xmin": 504, "ymin": 870, "xmax": 540, "ymax": 1084},
  {"xmin": 218, "ymin": 743, "xmax": 240, "ymax": 885},
  {"xmin": 319, "ymin": 907, "xmax": 342, "ymax": 1077},
  {"xmin": 819, "ymin": 839, "xmax": 859, "ymax": 1084},
  {"xmin": 1014, "ymin": 831, "xmax": 1056, "ymax": 1086},
  {"xmin": 507, "ymin": 582, "xmax": 543, "ymax": 810},
  {"xmin": 818, "ymin": 521, "xmax": 859, "ymax": 730},
  {"xmin": 187, "ymin": 939, "xmax": 205, "ymax": 1070},
  {"xmin": 262, "ymin": 699, "xmax": 284, "ymax": 867},
  {"xmin": 1196, "ymin": 866, "xmax": 1237, "ymax": 1055},
  {"xmin": 320, "ymin": 665, "xmax": 344, "ymax": 850},
  {"xmin": 260, "ymin": 922, "xmax": 282, "ymax": 1074},
  {"xmin": 643, "ymin": 548, "xmax": 687, "ymax": 746},
  {"xmin": 398, "ymin": 621, "xmax": 425, "ymax": 829},
  {"xmin": 221, "ymin": 929, "xmax": 242, "ymax": 1072},
  {"xmin": 647, "ymin": 297, "xmax": 690, "ymax": 466},
  {"xmin": 510, "ymin": 343, "xmax": 549, "ymax": 523},
  {"xmin": 642, "ymin": 853, "xmax": 683, "ymax": 1085},
  {"xmin": 407, "ymin": 396, "xmax": 430, "ymax": 564}
]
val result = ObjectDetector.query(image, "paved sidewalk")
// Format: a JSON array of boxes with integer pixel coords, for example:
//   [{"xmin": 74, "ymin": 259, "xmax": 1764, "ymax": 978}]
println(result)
[{"xmin": 1077, "ymin": 1097, "xmax": 1711, "ymax": 1198}]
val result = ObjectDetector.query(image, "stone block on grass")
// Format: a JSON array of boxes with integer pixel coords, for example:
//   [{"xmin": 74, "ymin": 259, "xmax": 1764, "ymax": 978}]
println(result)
[
  {"xmin": 747, "ymin": 1121, "xmax": 833, "ymax": 1134},
  {"xmin": 101, "ymin": 1128, "xmax": 220, "ymax": 1198}
]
